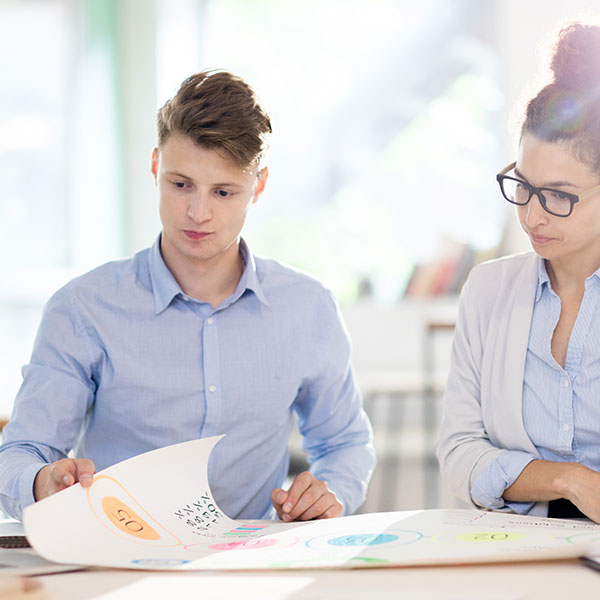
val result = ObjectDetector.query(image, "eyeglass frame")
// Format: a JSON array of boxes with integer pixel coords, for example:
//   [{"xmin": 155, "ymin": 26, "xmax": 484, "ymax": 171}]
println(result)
[{"xmin": 496, "ymin": 161, "xmax": 600, "ymax": 217}]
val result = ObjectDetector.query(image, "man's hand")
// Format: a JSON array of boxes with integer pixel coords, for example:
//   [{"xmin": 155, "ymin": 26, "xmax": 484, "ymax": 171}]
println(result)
[
  {"xmin": 271, "ymin": 471, "xmax": 343, "ymax": 521},
  {"xmin": 33, "ymin": 458, "xmax": 96, "ymax": 501}
]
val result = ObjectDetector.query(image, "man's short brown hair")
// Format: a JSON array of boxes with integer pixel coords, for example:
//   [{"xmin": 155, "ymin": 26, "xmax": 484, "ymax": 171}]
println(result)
[{"xmin": 157, "ymin": 70, "xmax": 272, "ymax": 168}]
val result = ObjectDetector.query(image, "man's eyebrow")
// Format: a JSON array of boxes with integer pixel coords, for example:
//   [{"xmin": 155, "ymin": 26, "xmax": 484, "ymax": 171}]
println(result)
[
  {"xmin": 165, "ymin": 171, "xmax": 193, "ymax": 181},
  {"xmin": 213, "ymin": 182, "xmax": 244, "ymax": 188},
  {"xmin": 164, "ymin": 172, "xmax": 245, "ymax": 188},
  {"xmin": 513, "ymin": 167, "xmax": 577, "ymax": 189}
]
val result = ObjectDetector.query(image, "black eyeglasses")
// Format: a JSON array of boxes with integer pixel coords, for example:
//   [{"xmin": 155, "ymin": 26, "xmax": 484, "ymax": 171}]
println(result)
[{"xmin": 496, "ymin": 161, "xmax": 600, "ymax": 217}]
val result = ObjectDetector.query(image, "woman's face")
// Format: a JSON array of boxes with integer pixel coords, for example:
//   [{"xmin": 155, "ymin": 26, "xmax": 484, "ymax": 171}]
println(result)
[{"xmin": 516, "ymin": 132, "xmax": 600, "ymax": 267}]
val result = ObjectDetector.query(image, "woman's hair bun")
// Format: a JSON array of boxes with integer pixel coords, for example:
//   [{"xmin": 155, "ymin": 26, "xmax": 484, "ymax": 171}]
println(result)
[{"xmin": 551, "ymin": 22, "xmax": 600, "ymax": 92}]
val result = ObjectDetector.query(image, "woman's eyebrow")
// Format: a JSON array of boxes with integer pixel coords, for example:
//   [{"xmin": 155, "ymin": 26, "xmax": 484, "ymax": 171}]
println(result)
[
  {"xmin": 513, "ymin": 167, "xmax": 527, "ymax": 181},
  {"xmin": 514, "ymin": 167, "xmax": 576, "ymax": 189}
]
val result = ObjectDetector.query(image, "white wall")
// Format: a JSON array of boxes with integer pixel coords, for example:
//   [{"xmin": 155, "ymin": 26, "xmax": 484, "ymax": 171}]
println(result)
[{"xmin": 118, "ymin": 0, "xmax": 162, "ymax": 255}]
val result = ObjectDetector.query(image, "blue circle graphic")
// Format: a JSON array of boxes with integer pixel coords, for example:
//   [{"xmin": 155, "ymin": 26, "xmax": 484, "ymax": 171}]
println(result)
[
  {"xmin": 328, "ymin": 533, "xmax": 399, "ymax": 547},
  {"xmin": 131, "ymin": 558, "xmax": 190, "ymax": 566}
]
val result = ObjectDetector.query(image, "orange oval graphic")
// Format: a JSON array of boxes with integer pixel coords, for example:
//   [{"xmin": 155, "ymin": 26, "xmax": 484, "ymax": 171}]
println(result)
[{"xmin": 101, "ymin": 496, "xmax": 160, "ymax": 541}]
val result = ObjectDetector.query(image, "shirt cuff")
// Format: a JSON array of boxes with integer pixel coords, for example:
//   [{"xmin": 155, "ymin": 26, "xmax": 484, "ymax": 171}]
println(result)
[
  {"xmin": 471, "ymin": 451, "xmax": 537, "ymax": 513},
  {"xmin": 16, "ymin": 463, "xmax": 45, "ymax": 520}
]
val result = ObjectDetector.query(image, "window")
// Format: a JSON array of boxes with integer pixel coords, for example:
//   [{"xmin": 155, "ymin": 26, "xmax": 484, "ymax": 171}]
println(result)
[
  {"xmin": 187, "ymin": 0, "xmax": 505, "ymax": 303},
  {"xmin": 0, "ymin": 0, "xmax": 123, "ymax": 416}
]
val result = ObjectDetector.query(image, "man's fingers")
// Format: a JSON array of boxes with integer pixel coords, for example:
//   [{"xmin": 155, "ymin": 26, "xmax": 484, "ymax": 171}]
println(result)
[
  {"xmin": 53, "ymin": 461, "xmax": 78, "ymax": 489},
  {"xmin": 74, "ymin": 459, "xmax": 95, "ymax": 487},
  {"xmin": 271, "ymin": 488, "xmax": 288, "ymax": 508},
  {"xmin": 282, "ymin": 473, "xmax": 332, "ymax": 521},
  {"xmin": 35, "ymin": 459, "xmax": 97, "ymax": 501},
  {"xmin": 60, "ymin": 471, "xmax": 74, "ymax": 487},
  {"xmin": 271, "ymin": 488, "xmax": 289, "ymax": 520},
  {"xmin": 322, "ymin": 504, "xmax": 343, "ymax": 519},
  {"xmin": 294, "ymin": 495, "xmax": 337, "ymax": 521},
  {"xmin": 271, "ymin": 473, "xmax": 343, "ymax": 522},
  {"xmin": 280, "ymin": 472, "xmax": 314, "ymax": 519},
  {"xmin": 286, "ymin": 483, "xmax": 328, "ymax": 521}
]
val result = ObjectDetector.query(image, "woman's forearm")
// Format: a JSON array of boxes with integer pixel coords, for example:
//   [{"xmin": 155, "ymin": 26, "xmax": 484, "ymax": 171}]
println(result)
[
  {"xmin": 503, "ymin": 460, "xmax": 578, "ymax": 502},
  {"xmin": 504, "ymin": 460, "xmax": 600, "ymax": 522}
]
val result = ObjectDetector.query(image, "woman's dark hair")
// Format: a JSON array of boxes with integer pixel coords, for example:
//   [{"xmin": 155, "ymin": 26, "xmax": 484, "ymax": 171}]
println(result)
[{"xmin": 522, "ymin": 23, "xmax": 600, "ymax": 172}]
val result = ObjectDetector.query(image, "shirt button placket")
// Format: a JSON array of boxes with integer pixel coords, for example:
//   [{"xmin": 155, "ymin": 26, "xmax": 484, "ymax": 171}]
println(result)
[
  {"xmin": 558, "ymin": 376, "xmax": 573, "ymax": 453},
  {"xmin": 202, "ymin": 314, "xmax": 221, "ymax": 437}
]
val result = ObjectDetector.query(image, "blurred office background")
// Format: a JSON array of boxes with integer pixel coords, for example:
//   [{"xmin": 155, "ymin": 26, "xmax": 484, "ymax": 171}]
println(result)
[{"xmin": 1, "ymin": 0, "xmax": 598, "ymax": 513}]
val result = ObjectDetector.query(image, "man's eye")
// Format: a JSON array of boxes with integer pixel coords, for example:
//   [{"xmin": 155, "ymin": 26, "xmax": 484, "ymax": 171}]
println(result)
[
  {"xmin": 173, "ymin": 181, "xmax": 188, "ymax": 189},
  {"xmin": 216, "ymin": 189, "xmax": 231, "ymax": 198}
]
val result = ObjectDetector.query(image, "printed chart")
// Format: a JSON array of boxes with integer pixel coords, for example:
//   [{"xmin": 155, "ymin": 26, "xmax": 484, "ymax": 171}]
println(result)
[{"xmin": 23, "ymin": 437, "xmax": 600, "ymax": 571}]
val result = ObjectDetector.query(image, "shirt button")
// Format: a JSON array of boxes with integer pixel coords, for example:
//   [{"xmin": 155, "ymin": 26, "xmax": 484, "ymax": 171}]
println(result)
[
  {"xmin": 562, "ymin": 423, "xmax": 570, "ymax": 431},
  {"xmin": 208, "ymin": 385, "xmax": 216, "ymax": 393},
  {"xmin": 182, "ymin": 296, "xmax": 190, "ymax": 302},
  {"xmin": 562, "ymin": 379, "xmax": 569, "ymax": 388},
  {"xmin": 207, "ymin": 317, "xmax": 214, "ymax": 325}
]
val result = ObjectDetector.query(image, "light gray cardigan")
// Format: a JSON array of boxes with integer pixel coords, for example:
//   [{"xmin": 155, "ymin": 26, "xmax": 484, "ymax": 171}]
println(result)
[{"xmin": 436, "ymin": 251, "xmax": 550, "ymax": 516}]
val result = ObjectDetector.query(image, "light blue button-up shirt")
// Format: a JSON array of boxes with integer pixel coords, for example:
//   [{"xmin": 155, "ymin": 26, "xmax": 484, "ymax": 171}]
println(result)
[
  {"xmin": 0, "ymin": 236, "xmax": 375, "ymax": 520},
  {"xmin": 471, "ymin": 257, "xmax": 600, "ymax": 512}
]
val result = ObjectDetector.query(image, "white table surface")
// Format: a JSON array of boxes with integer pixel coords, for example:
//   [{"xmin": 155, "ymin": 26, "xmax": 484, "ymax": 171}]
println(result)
[{"xmin": 28, "ymin": 558, "xmax": 599, "ymax": 600}]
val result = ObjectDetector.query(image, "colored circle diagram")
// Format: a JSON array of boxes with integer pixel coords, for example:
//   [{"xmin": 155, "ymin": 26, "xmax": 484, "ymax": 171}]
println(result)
[
  {"xmin": 565, "ymin": 532, "xmax": 600, "ymax": 545},
  {"xmin": 87, "ymin": 475, "xmax": 181, "ymax": 548},
  {"xmin": 184, "ymin": 534, "xmax": 300, "ymax": 553},
  {"xmin": 306, "ymin": 529, "xmax": 423, "ymax": 550},
  {"xmin": 208, "ymin": 538, "xmax": 279, "ymax": 551}
]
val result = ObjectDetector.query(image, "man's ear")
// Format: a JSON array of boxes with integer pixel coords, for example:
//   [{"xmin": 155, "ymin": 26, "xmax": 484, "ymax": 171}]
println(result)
[
  {"xmin": 253, "ymin": 167, "xmax": 269, "ymax": 204},
  {"xmin": 151, "ymin": 148, "xmax": 159, "ymax": 184}
]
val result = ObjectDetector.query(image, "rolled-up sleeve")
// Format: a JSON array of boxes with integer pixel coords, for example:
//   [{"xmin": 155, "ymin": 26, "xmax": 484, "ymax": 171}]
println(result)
[{"xmin": 471, "ymin": 451, "xmax": 537, "ymax": 513}]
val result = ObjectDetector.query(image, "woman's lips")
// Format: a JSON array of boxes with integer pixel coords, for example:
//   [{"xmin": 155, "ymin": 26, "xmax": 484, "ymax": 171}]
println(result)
[
  {"xmin": 529, "ymin": 232, "xmax": 553, "ymax": 244},
  {"xmin": 184, "ymin": 230, "xmax": 211, "ymax": 240}
]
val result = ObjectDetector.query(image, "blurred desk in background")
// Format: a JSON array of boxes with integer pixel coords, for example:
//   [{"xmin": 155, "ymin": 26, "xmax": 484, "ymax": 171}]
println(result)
[
  {"xmin": 342, "ymin": 300, "xmax": 458, "ymax": 512},
  {"xmin": 422, "ymin": 320, "xmax": 456, "ymax": 508}
]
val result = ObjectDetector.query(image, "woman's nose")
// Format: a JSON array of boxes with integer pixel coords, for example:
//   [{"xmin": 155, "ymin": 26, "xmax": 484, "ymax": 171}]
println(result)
[{"xmin": 524, "ymin": 192, "xmax": 549, "ymax": 228}]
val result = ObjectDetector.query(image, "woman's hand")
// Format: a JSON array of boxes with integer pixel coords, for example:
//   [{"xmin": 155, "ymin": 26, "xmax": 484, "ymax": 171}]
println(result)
[
  {"xmin": 505, "ymin": 460, "xmax": 600, "ymax": 522},
  {"xmin": 555, "ymin": 463, "xmax": 600, "ymax": 522}
]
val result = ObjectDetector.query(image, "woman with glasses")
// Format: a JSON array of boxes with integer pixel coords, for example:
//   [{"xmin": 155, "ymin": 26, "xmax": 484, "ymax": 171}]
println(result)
[{"xmin": 436, "ymin": 22, "xmax": 600, "ymax": 521}]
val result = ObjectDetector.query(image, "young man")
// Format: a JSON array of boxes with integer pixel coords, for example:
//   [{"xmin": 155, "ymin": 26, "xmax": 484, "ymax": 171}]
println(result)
[{"xmin": 0, "ymin": 71, "xmax": 375, "ymax": 522}]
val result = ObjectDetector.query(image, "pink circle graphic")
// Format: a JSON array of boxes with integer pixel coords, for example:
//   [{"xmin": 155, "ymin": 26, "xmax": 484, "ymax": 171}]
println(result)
[{"xmin": 208, "ymin": 538, "xmax": 279, "ymax": 551}]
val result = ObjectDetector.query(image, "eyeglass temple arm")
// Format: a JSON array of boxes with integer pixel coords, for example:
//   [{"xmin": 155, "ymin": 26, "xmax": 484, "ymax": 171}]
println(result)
[
  {"xmin": 498, "ymin": 161, "xmax": 516, "ymax": 176},
  {"xmin": 579, "ymin": 182, "xmax": 600, "ymax": 201}
]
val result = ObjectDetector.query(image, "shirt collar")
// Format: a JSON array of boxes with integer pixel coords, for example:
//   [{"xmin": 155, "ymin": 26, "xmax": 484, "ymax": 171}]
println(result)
[
  {"xmin": 148, "ymin": 234, "xmax": 184, "ymax": 314},
  {"xmin": 535, "ymin": 256, "xmax": 550, "ymax": 302},
  {"xmin": 535, "ymin": 256, "xmax": 600, "ymax": 302},
  {"xmin": 586, "ymin": 263, "xmax": 600, "ymax": 293},
  {"xmin": 147, "ymin": 234, "xmax": 269, "ymax": 314},
  {"xmin": 237, "ymin": 239, "xmax": 269, "ymax": 307}
]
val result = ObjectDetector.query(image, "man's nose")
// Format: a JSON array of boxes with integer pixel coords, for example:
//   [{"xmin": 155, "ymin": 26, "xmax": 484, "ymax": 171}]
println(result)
[{"xmin": 187, "ymin": 193, "xmax": 213, "ymax": 223}]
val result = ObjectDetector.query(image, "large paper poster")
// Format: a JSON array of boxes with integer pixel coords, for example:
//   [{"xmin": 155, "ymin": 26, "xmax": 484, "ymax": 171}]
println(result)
[{"xmin": 23, "ymin": 437, "xmax": 599, "ymax": 571}]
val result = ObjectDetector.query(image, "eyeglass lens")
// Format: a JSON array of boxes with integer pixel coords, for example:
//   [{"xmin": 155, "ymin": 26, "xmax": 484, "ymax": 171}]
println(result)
[{"xmin": 501, "ymin": 178, "xmax": 573, "ymax": 216}]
